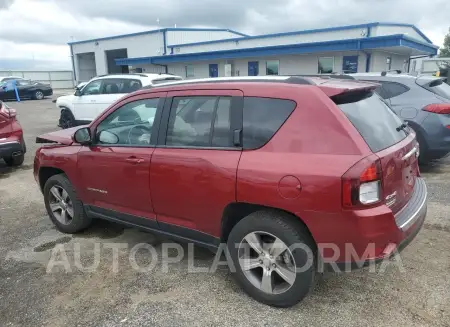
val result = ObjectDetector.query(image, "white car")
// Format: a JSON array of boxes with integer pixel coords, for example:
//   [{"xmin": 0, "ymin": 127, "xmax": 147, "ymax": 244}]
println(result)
[
  {"xmin": 0, "ymin": 76, "xmax": 26, "ymax": 83},
  {"xmin": 56, "ymin": 73, "xmax": 182, "ymax": 128}
]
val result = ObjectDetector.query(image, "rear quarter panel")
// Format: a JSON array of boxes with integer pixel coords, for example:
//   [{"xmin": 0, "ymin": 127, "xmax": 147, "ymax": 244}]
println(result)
[{"xmin": 237, "ymin": 85, "xmax": 371, "ymax": 237}]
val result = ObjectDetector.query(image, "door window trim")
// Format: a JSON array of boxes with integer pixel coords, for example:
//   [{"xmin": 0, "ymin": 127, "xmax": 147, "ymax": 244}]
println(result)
[{"xmin": 156, "ymin": 92, "xmax": 243, "ymax": 150}]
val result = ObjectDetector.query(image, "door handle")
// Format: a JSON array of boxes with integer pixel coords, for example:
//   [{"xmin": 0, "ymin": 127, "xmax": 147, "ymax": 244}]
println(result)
[{"xmin": 126, "ymin": 157, "xmax": 144, "ymax": 164}]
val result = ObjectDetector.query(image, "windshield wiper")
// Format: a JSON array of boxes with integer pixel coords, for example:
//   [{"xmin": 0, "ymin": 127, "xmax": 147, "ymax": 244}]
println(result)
[{"xmin": 396, "ymin": 121, "xmax": 409, "ymax": 132}]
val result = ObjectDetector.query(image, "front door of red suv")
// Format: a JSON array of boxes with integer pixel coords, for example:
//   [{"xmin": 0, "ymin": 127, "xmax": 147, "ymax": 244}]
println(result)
[
  {"xmin": 150, "ymin": 90, "xmax": 243, "ymax": 239},
  {"xmin": 77, "ymin": 93, "xmax": 166, "ymax": 224}
]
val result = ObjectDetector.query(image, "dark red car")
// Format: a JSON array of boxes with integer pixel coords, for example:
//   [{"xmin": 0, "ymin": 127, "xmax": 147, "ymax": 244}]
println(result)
[
  {"xmin": 34, "ymin": 77, "xmax": 427, "ymax": 307},
  {"xmin": 0, "ymin": 101, "xmax": 26, "ymax": 166}
]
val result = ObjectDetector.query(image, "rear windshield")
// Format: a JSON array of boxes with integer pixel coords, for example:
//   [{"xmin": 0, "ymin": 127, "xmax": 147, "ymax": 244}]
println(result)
[
  {"xmin": 421, "ymin": 79, "xmax": 450, "ymax": 100},
  {"xmin": 337, "ymin": 92, "xmax": 407, "ymax": 152}
]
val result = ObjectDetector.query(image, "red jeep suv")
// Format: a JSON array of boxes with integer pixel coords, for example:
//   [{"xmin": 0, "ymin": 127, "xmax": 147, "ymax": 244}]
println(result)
[
  {"xmin": 34, "ymin": 77, "xmax": 427, "ymax": 307},
  {"xmin": 0, "ymin": 101, "xmax": 26, "ymax": 166}
]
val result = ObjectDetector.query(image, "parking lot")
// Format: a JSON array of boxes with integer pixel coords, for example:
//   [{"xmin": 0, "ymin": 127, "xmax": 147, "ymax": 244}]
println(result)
[{"xmin": 0, "ymin": 96, "xmax": 449, "ymax": 327}]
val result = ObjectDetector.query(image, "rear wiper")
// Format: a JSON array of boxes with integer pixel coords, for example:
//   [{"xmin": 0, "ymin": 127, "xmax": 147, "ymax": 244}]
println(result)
[{"xmin": 396, "ymin": 121, "xmax": 409, "ymax": 132}]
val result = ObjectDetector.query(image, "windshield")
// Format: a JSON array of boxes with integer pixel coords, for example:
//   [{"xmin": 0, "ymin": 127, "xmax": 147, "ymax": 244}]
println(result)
[{"xmin": 337, "ymin": 92, "xmax": 407, "ymax": 152}]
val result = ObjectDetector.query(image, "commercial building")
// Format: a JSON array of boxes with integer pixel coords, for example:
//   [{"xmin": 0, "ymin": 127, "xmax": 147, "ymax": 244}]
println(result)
[{"xmin": 69, "ymin": 22, "xmax": 438, "ymax": 82}]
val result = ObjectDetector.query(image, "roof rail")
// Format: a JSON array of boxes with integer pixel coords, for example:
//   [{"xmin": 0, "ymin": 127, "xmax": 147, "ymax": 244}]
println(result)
[
  {"xmin": 96, "ymin": 73, "xmax": 149, "ymax": 78},
  {"xmin": 143, "ymin": 76, "xmax": 315, "ymax": 89},
  {"xmin": 292, "ymin": 74, "xmax": 356, "ymax": 80}
]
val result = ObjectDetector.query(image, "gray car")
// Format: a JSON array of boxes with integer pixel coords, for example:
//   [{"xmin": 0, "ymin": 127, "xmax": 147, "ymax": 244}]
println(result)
[{"xmin": 346, "ymin": 73, "xmax": 450, "ymax": 163}]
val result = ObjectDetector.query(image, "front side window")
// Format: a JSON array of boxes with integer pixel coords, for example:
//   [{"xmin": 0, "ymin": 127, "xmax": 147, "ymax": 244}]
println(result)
[
  {"xmin": 318, "ymin": 57, "xmax": 334, "ymax": 74},
  {"xmin": 96, "ymin": 98, "xmax": 160, "ymax": 146},
  {"xmin": 243, "ymin": 97, "xmax": 296, "ymax": 149},
  {"xmin": 82, "ymin": 80, "xmax": 103, "ymax": 95},
  {"xmin": 266, "ymin": 60, "xmax": 279, "ymax": 75},
  {"xmin": 166, "ymin": 96, "xmax": 232, "ymax": 147}
]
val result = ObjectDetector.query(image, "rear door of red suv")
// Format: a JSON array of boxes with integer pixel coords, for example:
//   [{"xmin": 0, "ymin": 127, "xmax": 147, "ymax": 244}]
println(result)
[
  {"xmin": 150, "ymin": 89, "xmax": 243, "ymax": 239},
  {"xmin": 335, "ymin": 91, "xmax": 419, "ymax": 214}
]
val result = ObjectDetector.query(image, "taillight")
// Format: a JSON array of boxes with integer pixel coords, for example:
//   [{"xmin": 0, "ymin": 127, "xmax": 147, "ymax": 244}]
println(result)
[
  {"xmin": 342, "ymin": 155, "xmax": 382, "ymax": 208},
  {"xmin": 423, "ymin": 103, "xmax": 450, "ymax": 114}
]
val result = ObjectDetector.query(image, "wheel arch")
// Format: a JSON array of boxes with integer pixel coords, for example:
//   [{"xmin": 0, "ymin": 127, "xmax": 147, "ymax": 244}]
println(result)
[
  {"xmin": 220, "ymin": 202, "xmax": 316, "ymax": 246},
  {"xmin": 38, "ymin": 166, "xmax": 66, "ymax": 192}
]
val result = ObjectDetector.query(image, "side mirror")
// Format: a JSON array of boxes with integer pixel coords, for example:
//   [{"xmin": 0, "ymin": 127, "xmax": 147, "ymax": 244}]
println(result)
[
  {"xmin": 73, "ymin": 127, "xmax": 92, "ymax": 145},
  {"xmin": 74, "ymin": 88, "xmax": 82, "ymax": 96},
  {"xmin": 98, "ymin": 130, "xmax": 119, "ymax": 144}
]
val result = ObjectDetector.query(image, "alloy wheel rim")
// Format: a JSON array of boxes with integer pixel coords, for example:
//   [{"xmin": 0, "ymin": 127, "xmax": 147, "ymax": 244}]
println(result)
[
  {"xmin": 238, "ymin": 231, "xmax": 296, "ymax": 295},
  {"xmin": 36, "ymin": 91, "xmax": 44, "ymax": 99},
  {"xmin": 48, "ymin": 185, "xmax": 74, "ymax": 225}
]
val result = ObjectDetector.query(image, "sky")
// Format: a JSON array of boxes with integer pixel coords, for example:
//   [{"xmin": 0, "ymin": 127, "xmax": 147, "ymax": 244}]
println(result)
[{"xmin": 0, "ymin": 0, "xmax": 449, "ymax": 70}]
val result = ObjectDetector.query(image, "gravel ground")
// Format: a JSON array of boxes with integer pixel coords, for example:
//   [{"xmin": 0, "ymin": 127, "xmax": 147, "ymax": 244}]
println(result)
[{"xmin": 0, "ymin": 97, "xmax": 449, "ymax": 327}]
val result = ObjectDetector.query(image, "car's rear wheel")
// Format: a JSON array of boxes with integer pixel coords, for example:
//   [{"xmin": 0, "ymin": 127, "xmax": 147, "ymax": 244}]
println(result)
[
  {"xmin": 43, "ymin": 174, "xmax": 92, "ymax": 233},
  {"xmin": 59, "ymin": 109, "xmax": 76, "ymax": 129},
  {"xmin": 34, "ymin": 90, "xmax": 44, "ymax": 100},
  {"xmin": 227, "ymin": 210, "xmax": 316, "ymax": 307},
  {"xmin": 4, "ymin": 154, "xmax": 24, "ymax": 167}
]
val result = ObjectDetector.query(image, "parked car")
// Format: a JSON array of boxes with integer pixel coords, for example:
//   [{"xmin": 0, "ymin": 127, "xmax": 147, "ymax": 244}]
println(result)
[
  {"xmin": 0, "ymin": 101, "xmax": 26, "ymax": 166},
  {"xmin": 0, "ymin": 76, "xmax": 26, "ymax": 83},
  {"xmin": 300, "ymin": 72, "xmax": 450, "ymax": 163},
  {"xmin": 0, "ymin": 79, "xmax": 53, "ymax": 101},
  {"xmin": 34, "ymin": 76, "xmax": 426, "ymax": 307},
  {"xmin": 56, "ymin": 73, "xmax": 182, "ymax": 129},
  {"xmin": 349, "ymin": 72, "xmax": 450, "ymax": 163}
]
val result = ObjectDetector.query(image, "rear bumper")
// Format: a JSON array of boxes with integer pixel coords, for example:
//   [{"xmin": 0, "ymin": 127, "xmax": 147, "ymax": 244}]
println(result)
[
  {"xmin": 0, "ymin": 140, "xmax": 24, "ymax": 158},
  {"xmin": 316, "ymin": 178, "xmax": 427, "ymax": 269}
]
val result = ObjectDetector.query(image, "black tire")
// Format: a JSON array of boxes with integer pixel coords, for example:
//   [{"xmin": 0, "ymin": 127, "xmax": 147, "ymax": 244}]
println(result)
[
  {"xmin": 43, "ymin": 174, "xmax": 92, "ymax": 233},
  {"xmin": 59, "ymin": 109, "xmax": 76, "ymax": 129},
  {"xmin": 227, "ymin": 210, "xmax": 316, "ymax": 307},
  {"xmin": 4, "ymin": 154, "xmax": 24, "ymax": 167},
  {"xmin": 412, "ymin": 128, "xmax": 429, "ymax": 165},
  {"xmin": 33, "ymin": 90, "xmax": 45, "ymax": 100}
]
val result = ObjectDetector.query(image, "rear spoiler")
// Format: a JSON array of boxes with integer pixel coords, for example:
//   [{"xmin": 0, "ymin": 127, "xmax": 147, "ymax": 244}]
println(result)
[{"xmin": 317, "ymin": 79, "xmax": 378, "ymax": 98}]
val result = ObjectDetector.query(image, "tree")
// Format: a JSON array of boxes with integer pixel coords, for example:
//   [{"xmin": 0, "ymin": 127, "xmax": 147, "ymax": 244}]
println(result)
[{"xmin": 439, "ymin": 27, "xmax": 450, "ymax": 57}]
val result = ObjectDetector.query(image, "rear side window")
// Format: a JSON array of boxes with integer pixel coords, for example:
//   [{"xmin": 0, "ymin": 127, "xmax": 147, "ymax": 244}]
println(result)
[
  {"xmin": 420, "ymin": 79, "xmax": 450, "ymax": 100},
  {"xmin": 243, "ymin": 97, "xmax": 296, "ymax": 149},
  {"xmin": 367, "ymin": 81, "xmax": 409, "ymax": 99},
  {"xmin": 166, "ymin": 96, "xmax": 232, "ymax": 147},
  {"xmin": 337, "ymin": 93, "xmax": 407, "ymax": 152}
]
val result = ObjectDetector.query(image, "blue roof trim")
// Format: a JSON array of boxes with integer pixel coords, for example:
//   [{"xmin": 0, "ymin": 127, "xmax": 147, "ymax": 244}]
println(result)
[
  {"xmin": 115, "ymin": 34, "xmax": 437, "ymax": 66},
  {"xmin": 68, "ymin": 27, "xmax": 248, "ymax": 45}
]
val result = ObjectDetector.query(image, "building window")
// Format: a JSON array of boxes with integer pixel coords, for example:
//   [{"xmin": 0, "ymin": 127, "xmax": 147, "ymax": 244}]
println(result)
[
  {"xmin": 185, "ymin": 65, "xmax": 194, "ymax": 78},
  {"xmin": 318, "ymin": 57, "xmax": 334, "ymax": 74},
  {"xmin": 266, "ymin": 60, "xmax": 279, "ymax": 75}
]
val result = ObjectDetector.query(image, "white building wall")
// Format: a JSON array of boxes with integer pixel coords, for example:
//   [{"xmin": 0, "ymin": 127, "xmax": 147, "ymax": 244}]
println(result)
[
  {"xmin": 370, "ymin": 52, "xmax": 409, "ymax": 72},
  {"xmin": 164, "ymin": 52, "xmax": 368, "ymax": 79},
  {"xmin": 372, "ymin": 25, "xmax": 428, "ymax": 43},
  {"xmin": 166, "ymin": 30, "xmax": 241, "ymax": 52},
  {"xmin": 171, "ymin": 28, "xmax": 367, "ymax": 54},
  {"xmin": 71, "ymin": 33, "xmax": 164, "ymax": 76}
]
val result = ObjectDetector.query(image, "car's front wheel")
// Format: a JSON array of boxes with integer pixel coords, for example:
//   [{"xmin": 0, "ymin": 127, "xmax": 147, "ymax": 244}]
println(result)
[
  {"xmin": 227, "ymin": 210, "xmax": 316, "ymax": 307},
  {"xmin": 59, "ymin": 109, "xmax": 76, "ymax": 129},
  {"xmin": 43, "ymin": 174, "xmax": 92, "ymax": 233}
]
